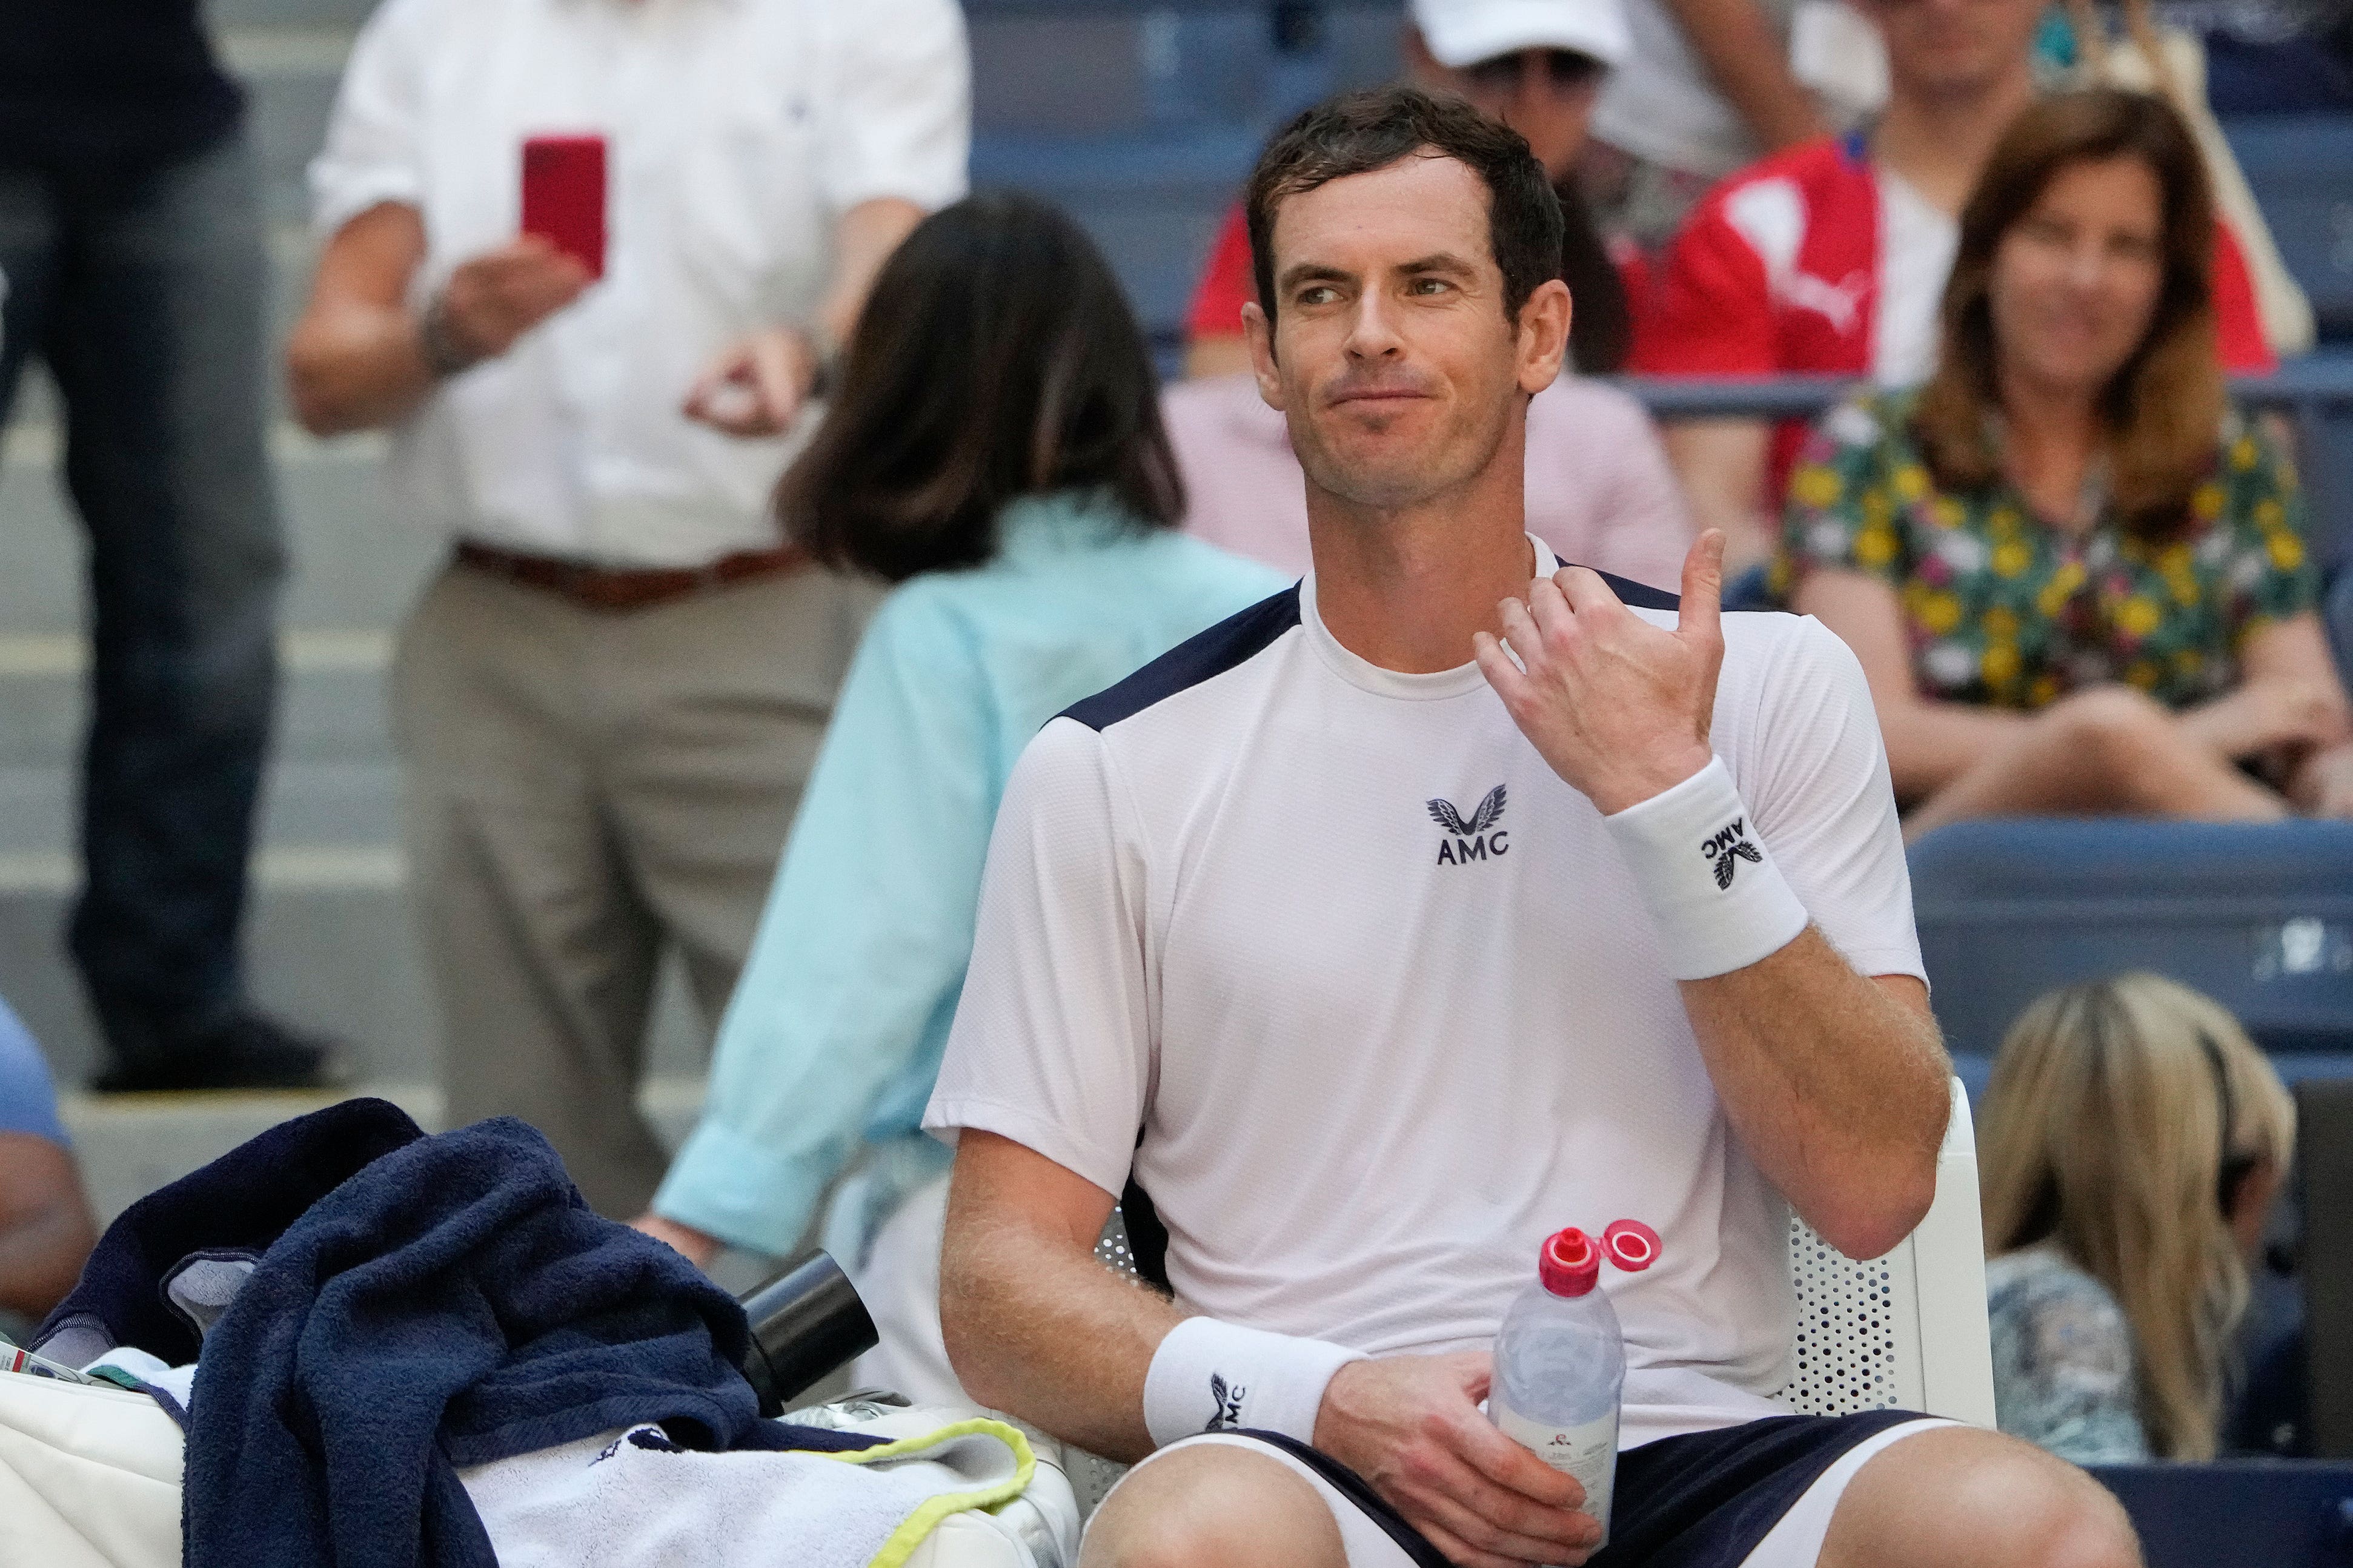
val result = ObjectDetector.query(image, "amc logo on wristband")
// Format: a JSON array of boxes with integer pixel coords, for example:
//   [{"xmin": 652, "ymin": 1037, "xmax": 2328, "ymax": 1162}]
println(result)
[
  {"xmin": 1205, "ymin": 1372, "xmax": 1247, "ymax": 1432},
  {"xmin": 1699, "ymin": 819, "xmax": 1764, "ymax": 890}
]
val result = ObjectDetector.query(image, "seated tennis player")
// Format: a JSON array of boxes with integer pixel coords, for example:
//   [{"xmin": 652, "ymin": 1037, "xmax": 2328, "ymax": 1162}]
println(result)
[{"xmin": 923, "ymin": 85, "xmax": 2138, "ymax": 1568}]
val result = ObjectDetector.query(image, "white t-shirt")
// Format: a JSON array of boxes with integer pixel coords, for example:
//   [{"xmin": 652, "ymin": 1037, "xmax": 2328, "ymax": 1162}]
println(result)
[
  {"xmin": 924, "ymin": 540, "xmax": 1925, "ymax": 1447},
  {"xmin": 1591, "ymin": 0, "xmax": 1803, "ymax": 180},
  {"xmin": 310, "ymin": 0, "xmax": 969, "ymax": 568},
  {"xmin": 1870, "ymin": 168, "xmax": 1959, "ymax": 388}
]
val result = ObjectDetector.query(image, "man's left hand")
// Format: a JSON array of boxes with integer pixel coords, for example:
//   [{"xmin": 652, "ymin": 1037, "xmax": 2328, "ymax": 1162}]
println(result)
[
  {"xmin": 684, "ymin": 326, "xmax": 823, "ymax": 437},
  {"xmin": 1473, "ymin": 531, "xmax": 1727, "ymax": 816}
]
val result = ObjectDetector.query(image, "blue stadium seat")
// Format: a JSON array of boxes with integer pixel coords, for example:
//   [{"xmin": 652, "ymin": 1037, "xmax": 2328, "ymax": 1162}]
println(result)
[
  {"xmin": 1908, "ymin": 819, "xmax": 2353, "ymax": 1086},
  {"xmin": 2330, "ymin": 566, "xmax": 2353, "ymax": 690},
  {"xmin": 2274, "ymin": 348, "xmax": 2353, "ymax": 580},
  {"xmin": 2222, "ymin": 116, "xmax": 2353, "ymax": 342},
  {"xmin": 965, "ymin": 3, "xmax": 1405, "ymax": 352},
  {"xmin": 2090, "ymin": 1463, "xmax": 2353, "ymax": 1568},
  {"xmin": 971, "ymin": 130, "xmax": 1260, "ymax": 344}
]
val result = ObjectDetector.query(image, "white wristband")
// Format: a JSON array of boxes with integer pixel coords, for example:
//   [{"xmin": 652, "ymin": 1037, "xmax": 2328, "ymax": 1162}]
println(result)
[
  {"xmin": 1603, "ymin": 756, "xmax": 1808, "ymax": 981},
  {"xmin": 1143, "ymin": 1317, "xmax": 1366, "ymax": 1449}
]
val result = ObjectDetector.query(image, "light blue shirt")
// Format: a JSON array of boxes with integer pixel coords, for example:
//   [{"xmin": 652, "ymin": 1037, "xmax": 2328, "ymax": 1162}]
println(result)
[
  {"xmin": 654, "ymin": 492, "xmax": 1286, "ymax": 1254},
  {"xmin": 0, "ymin": 997, "xmax": 65, "ymax": 1146}
]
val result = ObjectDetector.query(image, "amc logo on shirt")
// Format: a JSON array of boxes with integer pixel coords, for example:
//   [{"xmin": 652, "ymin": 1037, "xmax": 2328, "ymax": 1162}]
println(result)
[{"xmin": 1427, "ymin": 786, "xmax": 1508, "ymax": 867}]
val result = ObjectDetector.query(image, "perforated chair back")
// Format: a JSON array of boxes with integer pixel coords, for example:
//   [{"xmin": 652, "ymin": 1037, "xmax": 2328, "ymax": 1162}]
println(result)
[
  {"xmin": 1098, "ymin": 1078, "xmax": 1996, "ymax": 1427},
  {"xmin": 1773, "ymin": 1078, "xmax": 1995, "ymax": 1424}
]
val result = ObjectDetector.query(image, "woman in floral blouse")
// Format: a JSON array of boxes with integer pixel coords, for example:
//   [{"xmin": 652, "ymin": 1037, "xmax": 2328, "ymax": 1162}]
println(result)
[{"xmin": 1778, "ymin": 88, "xmax": 2353, "ymax": 835}]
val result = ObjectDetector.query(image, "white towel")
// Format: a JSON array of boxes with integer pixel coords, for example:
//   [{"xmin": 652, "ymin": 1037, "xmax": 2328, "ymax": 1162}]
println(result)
[
  {"xmin": 460, "ymin": 1420, "xmax": 1031, "ymax": 1568},
  {"xmin": 81, "ymin": 1348, "xmax": 199, "ymax": 1419}
]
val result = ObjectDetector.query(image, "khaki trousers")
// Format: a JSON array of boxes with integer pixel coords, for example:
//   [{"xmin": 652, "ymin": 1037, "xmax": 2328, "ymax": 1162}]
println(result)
[{"xmin": 391, "ymin": 560, "xmax": 873, "ymax": 1215}]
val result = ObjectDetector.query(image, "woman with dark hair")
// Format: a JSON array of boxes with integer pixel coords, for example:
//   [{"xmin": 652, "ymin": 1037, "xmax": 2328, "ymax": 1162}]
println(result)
[
  {"xmin": 1777, "ymin": 88, "xmax": 2353, "ymax": 835},
  {"xmin": 634, "ymin": 194, "xmax": 1282, "ymax": 1397}
]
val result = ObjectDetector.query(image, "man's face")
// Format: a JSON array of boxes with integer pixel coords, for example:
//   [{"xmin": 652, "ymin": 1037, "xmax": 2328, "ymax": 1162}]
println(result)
[
  {"xmin": 1243, "ymin": 153, "xmax": 1568, "ymax": 514},
  {"xmin": 1859, "ymin": 0, "xmax": 2045, "ymax": 104},
  {"xmin": 1409, "ymin": 40, "xmax": 1605, "ymax": 183}
]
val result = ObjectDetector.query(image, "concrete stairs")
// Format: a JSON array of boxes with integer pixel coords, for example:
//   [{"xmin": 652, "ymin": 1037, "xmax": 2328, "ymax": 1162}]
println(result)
[
  {"xmin": 3, "ymin": 0, "xmax": 1405, "ymax": 1220},
  {"xmin": 1, "ymin": 5, "xmax": 714, "ymax": 1217}
]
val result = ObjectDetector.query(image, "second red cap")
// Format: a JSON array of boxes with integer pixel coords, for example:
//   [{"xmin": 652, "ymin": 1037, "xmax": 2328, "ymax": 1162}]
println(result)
[{"xmin": 1602, "ymin": 1219, "xmax": 1662, "ymax": 1272}]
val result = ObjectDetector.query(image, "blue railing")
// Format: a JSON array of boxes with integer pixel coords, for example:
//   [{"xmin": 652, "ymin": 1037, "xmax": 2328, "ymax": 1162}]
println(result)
[
  {"xmin": 967, "ymin": 0, "xmax": 1396, "ymax": 11},
  {"xmin": 1611, "ymin": 356, "xmax": 2353, "ymax": 557},
  {"xmin": 1610, "ymin": 356, "xmax": 2353, "ymax": 420}
]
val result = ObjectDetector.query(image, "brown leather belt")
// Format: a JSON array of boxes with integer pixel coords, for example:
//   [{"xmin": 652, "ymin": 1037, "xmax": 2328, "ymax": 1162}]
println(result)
[{"xmin": 454, "ymin": 540, "xmax": 808, "ymax": 612}]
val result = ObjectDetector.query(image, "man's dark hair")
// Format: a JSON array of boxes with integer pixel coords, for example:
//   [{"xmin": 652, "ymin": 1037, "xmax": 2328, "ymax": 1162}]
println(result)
[
  {"xmin": 782, "ymin": 191, "xmax": 1183, "ymax": 582},
  {"xmin": 1244, "ymin": 85, "xmax": 1565, "ymax": 333}
]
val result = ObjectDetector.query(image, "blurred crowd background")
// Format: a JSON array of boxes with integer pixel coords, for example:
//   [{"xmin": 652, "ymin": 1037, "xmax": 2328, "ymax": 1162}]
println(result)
[{"xmin": 3, "ymin": 0, "xmax": 2353, "ymax": 1490}]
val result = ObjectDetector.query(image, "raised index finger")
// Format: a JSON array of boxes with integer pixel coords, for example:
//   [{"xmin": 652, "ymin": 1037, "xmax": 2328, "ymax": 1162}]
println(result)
[{"xmin": 1678, "ymin": 529, "xmax": 1727, "ymax": 649}]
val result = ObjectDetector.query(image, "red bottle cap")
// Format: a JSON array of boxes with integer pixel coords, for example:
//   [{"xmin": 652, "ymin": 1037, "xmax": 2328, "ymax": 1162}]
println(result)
[
  {"xmin": 1538, "ymin": 1228, "xmax": 1601, "ymax": 1297},
  {"xmin": 1602, "ymin": 1219, "xmax": 1661, "ymax": 1272}
]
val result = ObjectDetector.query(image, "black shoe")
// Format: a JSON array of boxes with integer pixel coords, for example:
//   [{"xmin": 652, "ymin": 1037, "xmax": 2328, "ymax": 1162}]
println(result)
[{"xmin": 92, "ymin": 1010, "xmax": 356, "ymax": 1094}]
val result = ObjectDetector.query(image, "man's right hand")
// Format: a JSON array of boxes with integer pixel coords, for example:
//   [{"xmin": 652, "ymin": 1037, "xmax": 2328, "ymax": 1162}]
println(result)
[
  {"xmin": 434, "ymin": 236, "xmax": 592, "ymax": 364},
  {"xmin": 1312, "ymin": 1352, "xmax": 1603, "ymax": 1568}
]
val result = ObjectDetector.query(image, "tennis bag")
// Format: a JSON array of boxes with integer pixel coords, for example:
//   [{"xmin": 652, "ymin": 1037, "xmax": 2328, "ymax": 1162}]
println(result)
[{"xmin": 0, "ymin": 1373, "xmax": 1079, "ymax": 1568}]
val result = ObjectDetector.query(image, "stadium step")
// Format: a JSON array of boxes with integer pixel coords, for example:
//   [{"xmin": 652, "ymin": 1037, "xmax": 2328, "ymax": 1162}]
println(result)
[
  {"xmin": 0, "ymin": 5, "xmax": 1368, "ymax": 1097},
  {"xmin": 57, "ymin": 1074, "xmax": 708, "ymax": 1224},
  {"xmin": 0, "ymin": 863, "xmax": 715, "ymax": 1101},
  {"xmin": 0, "ymin": 418, "xmax": 426, "ymax": 636},
  {"xmin": 0, "ymin": 362, "xmax": 433, "ymax": 1083}
]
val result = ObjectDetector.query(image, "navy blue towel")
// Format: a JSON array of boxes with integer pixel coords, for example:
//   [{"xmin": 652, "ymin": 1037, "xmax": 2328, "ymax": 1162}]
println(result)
[
  {"xmin": 41, "ymin": 1097, "xmax": 861, "ymax": 1568},
  {"xmin": 38, "ymin": 1096, "xmax": 422, "ymax": 1366}
]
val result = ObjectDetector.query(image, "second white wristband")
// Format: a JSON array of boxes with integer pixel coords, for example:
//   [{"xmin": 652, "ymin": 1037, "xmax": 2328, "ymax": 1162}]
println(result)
[
  {"xmin": 1603, "ymin": 756, "xmax": 1808, "ymax": 981},
  {"xmin": 1142, "ymin": 1317, "xmax": 1366, "ymax": 1450}
]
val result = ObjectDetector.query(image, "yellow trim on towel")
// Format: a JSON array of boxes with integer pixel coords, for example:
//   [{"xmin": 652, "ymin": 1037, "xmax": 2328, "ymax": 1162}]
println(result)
[{"xmin": 826, "ymin": 1417, "xmax": 1037, "ymax": 1568}]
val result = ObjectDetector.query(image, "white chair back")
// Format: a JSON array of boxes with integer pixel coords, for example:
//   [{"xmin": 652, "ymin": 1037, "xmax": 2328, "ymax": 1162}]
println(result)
[
  {"xmin": 1064, "ymin": 1077, "xmax": 1997, "ymax": 1513},
  {"xmin": 1102, "ymin": 1077, "xmax": 1997, "ymax": 1427},
  {"xmin": 1774, "ymin": 1077, "xmax": 1996, "ymax": 1425}
]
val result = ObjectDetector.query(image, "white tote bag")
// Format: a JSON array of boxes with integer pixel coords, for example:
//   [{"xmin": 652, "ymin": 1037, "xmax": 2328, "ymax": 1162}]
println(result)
[
  {"xmin": 0, "ymin": 1371, "xmax": 184, "ymax": 1568},
  {"xmin": 0, "ymin": 1371, "xmax": 1077, "ymax": 1568}
]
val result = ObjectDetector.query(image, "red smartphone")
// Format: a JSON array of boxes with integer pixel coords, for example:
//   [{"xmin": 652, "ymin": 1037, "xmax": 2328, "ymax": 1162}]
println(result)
[{"xmin": 520, "ymin": 134, "xmax": 607, "ymax": 279}]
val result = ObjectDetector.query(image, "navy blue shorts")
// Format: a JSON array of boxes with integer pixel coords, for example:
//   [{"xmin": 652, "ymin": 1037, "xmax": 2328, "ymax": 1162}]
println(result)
[{"xmin": 1222, "ymin": 1409, "xmax": 1937, "ymax": 1568}]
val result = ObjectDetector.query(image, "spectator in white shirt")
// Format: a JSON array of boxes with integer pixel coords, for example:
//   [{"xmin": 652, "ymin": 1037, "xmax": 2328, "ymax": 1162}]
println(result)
[
  {"xmin": 286, "ymin": 0, "xmax": 969, "ymax": 1216},
  {"xmin": 1585, "ymin": 0, "xmax": 1831, "ymax": 256}
]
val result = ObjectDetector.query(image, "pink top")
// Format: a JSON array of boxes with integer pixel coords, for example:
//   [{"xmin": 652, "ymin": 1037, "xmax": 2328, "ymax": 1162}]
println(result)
[{"xmin": 1164, "ymin": 372, "xmax": 1695, "ymax": 593}]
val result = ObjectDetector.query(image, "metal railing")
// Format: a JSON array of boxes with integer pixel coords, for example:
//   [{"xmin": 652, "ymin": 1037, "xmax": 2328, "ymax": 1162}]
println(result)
[
  {"xmin": 1610, "ymin": 357, "xmax": 2353, "ymax": 555},
  {"xmin": 1608, "ymin": 355, "xmax": 2353, "ymax": 422},
  {"xmin": 967, "ymin": 0, "xmax": 1397, "ymax": 12}
]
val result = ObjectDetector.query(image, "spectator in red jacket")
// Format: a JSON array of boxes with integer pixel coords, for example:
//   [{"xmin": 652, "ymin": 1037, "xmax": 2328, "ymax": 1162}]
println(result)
[
  {"xmin": 1635, "ymin": 0, "xmax": 2276, "ymax": 579},
  {"xmin": 1185, "ymin": 0, "xmax": 1636, "ymax": 380}
]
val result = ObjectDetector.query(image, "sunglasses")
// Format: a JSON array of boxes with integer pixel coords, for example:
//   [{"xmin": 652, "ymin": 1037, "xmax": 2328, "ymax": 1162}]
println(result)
[
  {"xmin": 2200, "ymin": 1032, "xmax": 2261, "ymax": 1218},
  {"xmin": 1462, "ymin": 48, "xmax": 1608, "ymax": 96}
]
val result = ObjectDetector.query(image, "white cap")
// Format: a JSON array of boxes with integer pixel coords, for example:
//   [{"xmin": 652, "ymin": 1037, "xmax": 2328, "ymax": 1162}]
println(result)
[{"xmin": 1410, "ymin": 0, "xmax": 1631, "ymax": 71}]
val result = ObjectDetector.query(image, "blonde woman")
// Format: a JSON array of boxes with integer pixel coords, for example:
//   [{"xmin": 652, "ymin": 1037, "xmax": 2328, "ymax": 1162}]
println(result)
[{"xmin": 1979, "ymin": 973, "xmax": 2295, "ymax": 1462}]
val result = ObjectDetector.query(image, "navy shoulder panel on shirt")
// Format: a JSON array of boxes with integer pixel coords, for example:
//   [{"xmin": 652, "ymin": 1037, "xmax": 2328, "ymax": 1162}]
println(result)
[
  {"xmin": 1578, "ymin": 565, "xmax": 1680, "ymax": 612},
  {"xmin": 1061, "ymin": 584, "xmax": 1303, "ymax": 732}
]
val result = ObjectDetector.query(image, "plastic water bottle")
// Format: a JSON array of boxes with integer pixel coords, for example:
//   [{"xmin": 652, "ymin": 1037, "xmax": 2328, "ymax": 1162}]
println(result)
[{"xmin": 1489, "ymin": 1221, "xmax": 1659, "ymax": 1543}]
